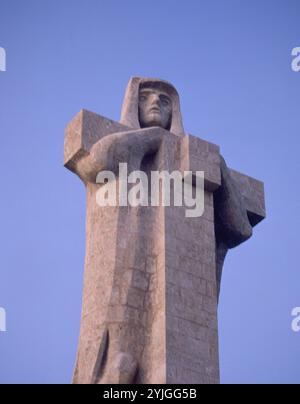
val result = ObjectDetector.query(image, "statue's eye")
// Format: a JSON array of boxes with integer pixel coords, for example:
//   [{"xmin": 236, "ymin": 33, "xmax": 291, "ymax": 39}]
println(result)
[
  {"xmin": 139, "ymin": 95, "xmax": 147, "ymax": 102},
  {"xmin": 161, "ymin": 97, "xmax": 170, "ymax": 107}
]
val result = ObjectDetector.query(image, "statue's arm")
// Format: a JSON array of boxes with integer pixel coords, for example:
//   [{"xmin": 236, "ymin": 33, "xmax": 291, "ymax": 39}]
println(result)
[
  {"xmin": 214, "ymin": 156, "xmax": 253, "ymax": 249},
  {"xmin": 74, "ymin": 128, "xmax": 163, "ymax": 184},
  {"xmin": 214, "ymin": 156, "xmax": 253, "ymax": 298}
]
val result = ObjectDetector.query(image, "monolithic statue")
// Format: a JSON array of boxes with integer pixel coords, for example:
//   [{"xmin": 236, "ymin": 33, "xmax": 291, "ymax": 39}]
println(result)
[{"xmin": 64, "ymin": 77, "xmax": 265, "ymax": 384}]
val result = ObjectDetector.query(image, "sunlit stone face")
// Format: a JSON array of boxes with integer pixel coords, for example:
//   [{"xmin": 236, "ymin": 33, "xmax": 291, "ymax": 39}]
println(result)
[{"xmin": 138, "ymin": 87, "xmax": 172, "ymax": 130}]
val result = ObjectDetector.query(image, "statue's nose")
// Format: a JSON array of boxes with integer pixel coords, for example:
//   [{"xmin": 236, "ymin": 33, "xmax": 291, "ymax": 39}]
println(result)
[{"xmin": 150, "ymin": 94, "xmax": 160, "ymax": 106}]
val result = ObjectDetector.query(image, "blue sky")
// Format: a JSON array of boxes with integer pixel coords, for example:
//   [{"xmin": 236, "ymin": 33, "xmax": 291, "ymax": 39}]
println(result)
[{"xmin": 0, "ymin": 0, "xmax": 299, "ymax": 384}]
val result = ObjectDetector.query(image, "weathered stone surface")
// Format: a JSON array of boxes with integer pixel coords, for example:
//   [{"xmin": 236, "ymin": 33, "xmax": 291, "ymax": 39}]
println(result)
[
  {"xmin": 64, "ymin": 109, "xmax": 130, "ymax": 172},
  {"xmin": 181, "ymin": 135, "xmax": 221, "ymax": 192},
  {"xmin": 229, "ymin": 169, "xmax": 266, "ymax": 226},
  {"xmin": 65, "ymin": 76, "xmax": 266, "ymax": 385}
]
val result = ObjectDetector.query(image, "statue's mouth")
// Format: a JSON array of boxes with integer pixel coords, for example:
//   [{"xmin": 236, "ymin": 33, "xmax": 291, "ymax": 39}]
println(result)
[{"xmin": 149, "ymin": 108, "xmax": 160, "ymax": 114}]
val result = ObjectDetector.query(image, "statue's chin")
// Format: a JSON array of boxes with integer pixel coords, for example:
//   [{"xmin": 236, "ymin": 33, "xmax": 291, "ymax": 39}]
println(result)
[{"xmin": 140, "ymin": 118, "xmax": 165, "ymax": 130}]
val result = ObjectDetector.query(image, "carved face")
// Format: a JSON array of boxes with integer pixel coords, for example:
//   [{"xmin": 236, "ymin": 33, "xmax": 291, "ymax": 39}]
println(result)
[{"xmin": 138, "ymin": 87, "xmax": 172, "ymax": 130}]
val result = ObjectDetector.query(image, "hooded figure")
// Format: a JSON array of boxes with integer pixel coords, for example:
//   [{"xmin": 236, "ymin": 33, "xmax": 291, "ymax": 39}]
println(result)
[{"xmin": 71, "ymin": 76, "xmax": 254, "ymax": 384}]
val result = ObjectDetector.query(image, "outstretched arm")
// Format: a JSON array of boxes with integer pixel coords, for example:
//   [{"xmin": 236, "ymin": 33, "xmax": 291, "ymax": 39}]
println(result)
[
  {"xmin": 214, "ymin": 156, "xmax": 253, "ymax": 249},
  {"xmin": 214, "ymin": 156, "xmax": 253, "ymax": 300}
]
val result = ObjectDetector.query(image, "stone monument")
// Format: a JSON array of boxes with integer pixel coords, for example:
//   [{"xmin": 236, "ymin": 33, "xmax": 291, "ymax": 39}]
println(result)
[{"xmin": 64, "ymin": 77, "xmax": 266, "ymax": 384}]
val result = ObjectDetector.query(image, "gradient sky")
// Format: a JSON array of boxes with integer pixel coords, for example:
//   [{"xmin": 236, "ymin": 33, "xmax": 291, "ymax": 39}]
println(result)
[{"xmin": 0, "ymin": 0, "xmax": 299, "ymax": 384}]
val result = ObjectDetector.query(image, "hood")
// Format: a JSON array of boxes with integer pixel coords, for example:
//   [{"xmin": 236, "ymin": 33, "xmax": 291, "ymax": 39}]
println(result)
[{"xmin": 120, "ymin": 76, "xmax": 186, "ymax": 137}]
